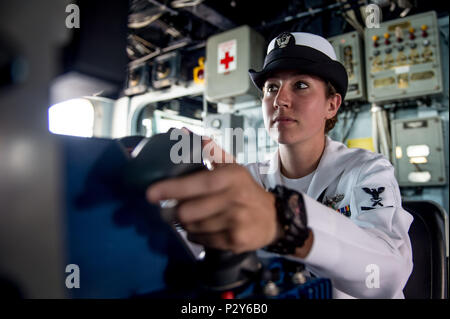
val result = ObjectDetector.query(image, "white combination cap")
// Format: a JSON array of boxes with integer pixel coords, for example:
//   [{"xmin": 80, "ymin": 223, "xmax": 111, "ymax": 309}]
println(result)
[{"xmin": 249, "ymin": 32, "xmax": 348, "ymax": 99}]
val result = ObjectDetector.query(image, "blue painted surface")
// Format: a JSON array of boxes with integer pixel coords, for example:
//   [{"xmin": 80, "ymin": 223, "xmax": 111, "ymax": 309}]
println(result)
[{"xmin": 60, "ymin": 135, "xmax": 195, "ymax": 298}]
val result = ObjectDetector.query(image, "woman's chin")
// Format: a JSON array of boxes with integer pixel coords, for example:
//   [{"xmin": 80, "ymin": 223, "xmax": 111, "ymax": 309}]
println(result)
[{"xmin": 276, "ymin": 134, "xmax": 299, "ymax": 145}]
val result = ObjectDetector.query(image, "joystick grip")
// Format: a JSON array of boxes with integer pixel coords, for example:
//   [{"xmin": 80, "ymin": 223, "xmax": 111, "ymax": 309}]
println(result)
[{"xmin": 123, "ymin": 128, "xmax": 260, "ymax": 291}]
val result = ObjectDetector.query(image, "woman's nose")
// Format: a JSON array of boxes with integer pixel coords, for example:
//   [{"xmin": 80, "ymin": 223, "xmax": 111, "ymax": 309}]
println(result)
[{"xmin": 273, "ymin": 85, "xmax": 292, "ymax": 109}]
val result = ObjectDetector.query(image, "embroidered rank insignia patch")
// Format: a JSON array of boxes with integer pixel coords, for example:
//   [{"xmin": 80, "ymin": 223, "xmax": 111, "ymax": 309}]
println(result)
[
  {"xmin": 336, "ymin": 205, "xmax": 351, "ymax": 217},
  {"xmin": 355, "ymin": 185, "xmax": 396, "ymax": 212}
]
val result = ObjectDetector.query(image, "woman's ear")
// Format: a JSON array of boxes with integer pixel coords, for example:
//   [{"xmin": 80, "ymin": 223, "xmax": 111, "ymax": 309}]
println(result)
[{"xmin": 326, "ymin": 93, "xmax": 342, "ymax": 119}]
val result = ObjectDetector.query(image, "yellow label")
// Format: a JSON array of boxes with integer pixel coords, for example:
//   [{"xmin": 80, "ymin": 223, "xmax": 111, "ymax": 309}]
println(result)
[
  {"xmin": 397, "ymin": 73, "xmax": 409, "ymax": 89},
  {"xmin": 193, "ymin": 57, "xmax": 205, "ymax": 85},
  {"xmin": 411, "ymin": 70, "xmax": 434, "ymax": 81},
  {"xmin": 387, "ymin": 21, "xmax": 411, "ymax": 32},
  {"xmin": 374, "ymin": 76, "xmax": 395, "ymax": 88},
  {"xmin": 347, "ymin": 137, "xmax": 375, "ymax": 152}
]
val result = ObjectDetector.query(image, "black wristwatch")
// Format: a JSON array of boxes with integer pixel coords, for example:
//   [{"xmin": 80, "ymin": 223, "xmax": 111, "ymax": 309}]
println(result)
[{"xmin": 265, "ymin": 185, "xmax": 310, "ymax": 255}]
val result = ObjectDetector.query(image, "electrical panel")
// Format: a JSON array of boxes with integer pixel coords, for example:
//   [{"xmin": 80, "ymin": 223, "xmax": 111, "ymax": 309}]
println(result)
[
  {"xmin": 152, "ymin": 51, "xmax": 182, "ymax": 89},
  {"xmin": 205, "ymin": 25, "xmax": 266, "ymax": 104},
  {"xmin": 391, "ymin": 116, "xmax": 446, "ymax": 187},
  {"xmin": 365, "ymin": 11, "xmax": 443, "ymax": 103},
  {"xmin": 328, "ymin": 31, "xmax": 366, "ymax": 101}
]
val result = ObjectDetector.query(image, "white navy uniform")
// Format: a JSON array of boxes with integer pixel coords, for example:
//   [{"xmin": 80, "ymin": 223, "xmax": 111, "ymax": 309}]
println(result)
[{"xmin": 246, "ymin": 137, "xmax": 414, "ymax": 298}]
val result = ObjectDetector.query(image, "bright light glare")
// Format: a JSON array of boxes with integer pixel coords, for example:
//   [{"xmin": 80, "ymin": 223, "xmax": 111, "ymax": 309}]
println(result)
[
  {"xmin": 408, "ymin": 171, "xmax": 431, "ymax": 183},
  {"xmin": 48, "ymin": 99, "xmax": 94, "ymax": 137},
  {"xmin": 395, "ymin": 146, "xmax": 403, "ymax": 159},
  {"xmin": 142, "ymin": 119, "xmax": 152, "ymax": 137},
  {"xmin": 406, "ymin": 144, "xmax": 430, "ymax": 158},
  {"xmin": 409, "ymin": 156, "xmax": 428, "ymax": 164}
]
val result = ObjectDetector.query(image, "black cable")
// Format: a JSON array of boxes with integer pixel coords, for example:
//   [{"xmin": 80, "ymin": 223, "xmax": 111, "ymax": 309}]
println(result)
[
  {"xmin": 341, "ymin": 103, "xmax": 360, "ymax": 143},
  {"xmin": 348, "ymin": 0, "xmax": 366, "ymax": 27},
  {"xmin": 340, "ymin": 108, "xmax": 349, "ymax": 142},
  {"xmin": 439, "ymin": 29, "xmax": 449, "ymax": 46}
]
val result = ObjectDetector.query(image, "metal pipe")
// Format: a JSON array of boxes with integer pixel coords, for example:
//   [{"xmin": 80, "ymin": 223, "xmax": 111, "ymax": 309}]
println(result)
[
  {"xmin": 259, "ymin": 0, "xmax": 365, "ymax": 30},
  {"xmin": 128, "ymin": 49, "xmax": 162, "ymax": 67},
  {"xmin": 371, "ymin": 103, "xmax": 380, "ymax": 154},
  {"xmin": 146, "ymin": 0, "xmax": 178, "ymax": 15},
  {"xmin": 260, "ymin": 2, "xmax": 341, "ymax": 29}
]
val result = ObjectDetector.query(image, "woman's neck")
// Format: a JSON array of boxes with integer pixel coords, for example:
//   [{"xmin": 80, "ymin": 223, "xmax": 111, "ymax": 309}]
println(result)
[{"xmin": 279, "ymin": 135, "xmax": 326, "ymax": 179}]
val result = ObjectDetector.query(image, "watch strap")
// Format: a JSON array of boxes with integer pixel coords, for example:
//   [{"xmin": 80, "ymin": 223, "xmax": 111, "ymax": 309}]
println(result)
[{"xmin": 265, "ymin": 185, "xmax": 310, "ymax": 255}]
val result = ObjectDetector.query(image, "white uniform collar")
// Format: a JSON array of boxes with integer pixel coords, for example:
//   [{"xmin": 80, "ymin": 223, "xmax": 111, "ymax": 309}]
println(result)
[
  {"xmin": 262, "ymin": 137, "xmax": 349, "ymax": 199},
  {"xmin": 307, "ymin": 136, "xmax": 348, "ymax": 199}
]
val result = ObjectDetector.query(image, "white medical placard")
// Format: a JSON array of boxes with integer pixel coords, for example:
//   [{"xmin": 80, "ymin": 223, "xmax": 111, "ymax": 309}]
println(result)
[{"xmin": 217, "ymin": 39, "xmax": 237, "ymax": 74}]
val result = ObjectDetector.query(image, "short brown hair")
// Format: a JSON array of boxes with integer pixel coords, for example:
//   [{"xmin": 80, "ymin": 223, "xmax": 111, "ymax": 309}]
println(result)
[{"xmin": 324, "ymin": 81, "xmax": 338, "ymax": 134}]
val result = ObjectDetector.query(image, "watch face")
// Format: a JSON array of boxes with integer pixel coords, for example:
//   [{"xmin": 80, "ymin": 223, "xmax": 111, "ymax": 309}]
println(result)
[{"xmin": 287, "ymin": 191, "xmax": 307, "ymax": 230}]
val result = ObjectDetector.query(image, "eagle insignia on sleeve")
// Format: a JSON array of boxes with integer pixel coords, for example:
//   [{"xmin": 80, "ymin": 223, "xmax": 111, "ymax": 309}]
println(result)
[
  {"xmin": 355, "ymin": 185, "xmax": 396, "ymax": 213},
  {"xmin": 361, "ymin": 187, "xmax": 386, "ymax": 211}
]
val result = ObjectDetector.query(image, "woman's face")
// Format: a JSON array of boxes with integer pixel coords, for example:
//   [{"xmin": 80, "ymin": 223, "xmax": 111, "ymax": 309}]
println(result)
[{"xmin": 262, "ymin": 70, "xmax": 340, "ymax": 146}]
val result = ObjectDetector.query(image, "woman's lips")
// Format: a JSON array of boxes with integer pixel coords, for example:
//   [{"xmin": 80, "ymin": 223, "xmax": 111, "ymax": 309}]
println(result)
[{"xmin": 273, "ymin": 117, "xmax": 297, "ymax": 126}]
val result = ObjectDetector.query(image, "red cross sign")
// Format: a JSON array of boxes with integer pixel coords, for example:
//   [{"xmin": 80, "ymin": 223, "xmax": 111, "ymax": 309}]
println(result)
[
  {"xmin": 218, "ymin": 39, "xmax": 237, "ymax": 74},
  {"xmin": 220, "ymin": 52, "xmax": 234, "ymax": 69}
]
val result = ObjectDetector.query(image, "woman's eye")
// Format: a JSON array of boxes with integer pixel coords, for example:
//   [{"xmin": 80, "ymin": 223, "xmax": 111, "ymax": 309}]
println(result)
[
  {"xmin": 295, "ymin": 81, "xmax": 308, "ymax": 89},
  {"xmin": 264, "ymin": 84, "xmax": 278, "ymax": 93}
]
